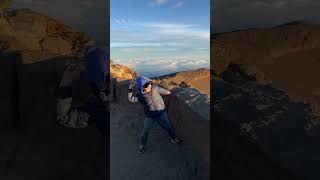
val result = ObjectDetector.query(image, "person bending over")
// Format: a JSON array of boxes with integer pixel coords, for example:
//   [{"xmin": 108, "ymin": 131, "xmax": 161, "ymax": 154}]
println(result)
[{"xmin": 56, "ymin": 46, "xmax": 110, "ymax": 136}]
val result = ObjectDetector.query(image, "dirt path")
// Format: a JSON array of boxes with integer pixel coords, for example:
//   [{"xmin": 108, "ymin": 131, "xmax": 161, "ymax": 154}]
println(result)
[{"xmin": 110, "ymin": 83, "xmax": 210, "ymax": 180}]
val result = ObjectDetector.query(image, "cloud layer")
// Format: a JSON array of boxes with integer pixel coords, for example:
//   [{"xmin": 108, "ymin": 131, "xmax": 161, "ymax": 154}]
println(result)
[
  {"xmin": 149, "ymin": 0, "xmax": 185, "ymax": 8},
  {"xmin": 111, "ymin": 19, "xmax": 209, "ymax": 76},
  {"xmin": 150, "ymin": 0, "xmax": 168, "ymax": 6},
  {"xmin": 172, "ymin": 1, "xmax": 184, "ymax": 8},
  {"xmin": 115, "ymin": 57, "xmax": 209, "ymax": 77}
]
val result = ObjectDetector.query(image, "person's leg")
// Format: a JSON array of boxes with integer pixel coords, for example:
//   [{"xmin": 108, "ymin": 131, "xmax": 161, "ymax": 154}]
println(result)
[
  {"xmin": 140, "ymin": 117, "xmax": 155, "ymax": 146},
  {"xmin": 156, "ymin": 112, "xmax": 177, "ymax": 139}
]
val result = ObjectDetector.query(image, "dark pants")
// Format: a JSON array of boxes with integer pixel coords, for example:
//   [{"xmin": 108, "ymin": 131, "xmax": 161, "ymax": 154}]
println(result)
[{"xmin": 140, "ymin": 112, "xmax": 176, "ymax": 146}]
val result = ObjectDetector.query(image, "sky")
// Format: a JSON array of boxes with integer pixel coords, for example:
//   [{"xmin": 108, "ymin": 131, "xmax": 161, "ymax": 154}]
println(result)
[
  {"xmin": 213, "ymin": 0, "xmax": 320, "ymax": 34},
  {"xmin": 12, "ymin": 0, "xmax": 109, "ymax": 45},
  {"xmin": 111, "ymin": 0, "xmax": 210, "ymax": 77}
]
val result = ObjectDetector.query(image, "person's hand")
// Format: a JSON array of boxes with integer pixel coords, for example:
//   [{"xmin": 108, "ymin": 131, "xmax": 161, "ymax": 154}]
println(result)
[
  {"xmin": 59, "ymin": 64, "xmax": 83, "ymax": 87},
  {"xmin": 167, "ymin": 90, "xmax": 171, "ymax": 95}
]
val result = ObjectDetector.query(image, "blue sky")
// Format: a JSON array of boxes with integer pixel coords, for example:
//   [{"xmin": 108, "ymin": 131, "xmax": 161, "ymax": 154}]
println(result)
[{"xmin": 111, "ymin": 0, "xmax": 210, "ymax": 77}]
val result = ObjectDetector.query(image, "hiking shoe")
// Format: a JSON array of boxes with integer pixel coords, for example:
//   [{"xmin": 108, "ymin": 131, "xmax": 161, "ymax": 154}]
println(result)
[
  {"xmin": 170, "ymin": 138, "xmax": 183, "ymax": 144},
  {"xmin": 138, "ymin": 145, "xmax": 146, "ymax": 154}
]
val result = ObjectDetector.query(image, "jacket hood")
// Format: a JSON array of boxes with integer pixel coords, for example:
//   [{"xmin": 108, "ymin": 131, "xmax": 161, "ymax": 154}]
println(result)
[
  {"xmin": 85, "ymin": 46, "xmax": 109, "ymax": 92},
  {"xmin": 136, "ymin": 76, "xmax": 152, "ymax": 90}
]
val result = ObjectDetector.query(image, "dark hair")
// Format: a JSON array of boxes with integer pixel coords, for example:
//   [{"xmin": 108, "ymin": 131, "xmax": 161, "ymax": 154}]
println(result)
[{"xmin": 143, "ymin": 82, "xmax": 152, "ymax": 89}]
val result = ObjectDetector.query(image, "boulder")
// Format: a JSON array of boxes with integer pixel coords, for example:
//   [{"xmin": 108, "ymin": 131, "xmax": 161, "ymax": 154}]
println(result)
[
  {"xmin": 0, "ymin": 8, "xmax": 94, "ymax": 56},
  {"xmin": 41, "ymin": 36, "xmax": 72, "ymax": 55},
  {"xmin": 8, "ymin": 9, "xmax": 47, "ymax": 50},
  {"xmin": 110, "ymin": 62, "xmax": 135, "ymax": 81}
]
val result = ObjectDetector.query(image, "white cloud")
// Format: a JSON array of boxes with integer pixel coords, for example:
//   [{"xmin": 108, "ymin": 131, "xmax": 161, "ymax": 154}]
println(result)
[
  {"xmin": 154, "ymin": 0, "xmax": 168, "ymax": 4},
  {"xmin": 111, "ymin": 17, "xmax": 130, "ymax": 25},
  {"xmin": 134, "ymin": 58, "xmax": 209, "ymax": 77},
  {"xmin": 172, "ymin": 1, "xmax": 184, "ymax": 8},
  {"xmin": 142, "ymin": 22, "xmax": 210, "ymax": 39},
  {"xmin": 142, "ymin": 22, "xmax": 194, "ymax": 29},
  {"xmin": 112, "ymin": 17, "xmax": 122, "ymax": 24},
  {"xmin": 110, "ymin": 42, "xmax": 184, "ymax": 48},
  {"xmin": 149, "ymin": 0, "xmax": 169, "ymax": 6}
]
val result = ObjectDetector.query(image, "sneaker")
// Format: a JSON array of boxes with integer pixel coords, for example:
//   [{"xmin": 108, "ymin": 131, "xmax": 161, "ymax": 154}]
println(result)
[
  {"xmin": 138, "ymin": 145, "xmax": 146, "ymax": 154},
  {"xmin": 170, "ymin": 138, "xmax": 183, "ymax": 144}
]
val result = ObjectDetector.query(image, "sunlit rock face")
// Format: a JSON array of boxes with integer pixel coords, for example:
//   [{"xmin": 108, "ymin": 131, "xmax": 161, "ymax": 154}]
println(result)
[{"xmin": 0, "ymin": 8, "xmax": 94, "ymax": 56}]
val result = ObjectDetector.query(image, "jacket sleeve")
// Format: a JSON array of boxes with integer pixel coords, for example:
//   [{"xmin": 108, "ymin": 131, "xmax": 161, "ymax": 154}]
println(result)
[
  {"xmin": 128, "ymin": 80, "xmax": 138, "ymax": 103},
  {"xmin": 56, "ymin": 86, "xmax": 90, "ymax": 128},
  {"xmin": 155, "ymin": 86, "xmax": 171, "ymax": 95}
]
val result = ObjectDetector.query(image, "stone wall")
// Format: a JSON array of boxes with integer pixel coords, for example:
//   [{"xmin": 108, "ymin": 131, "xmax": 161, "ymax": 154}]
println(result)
[
  {"xmin": 167, "ymin": 94, "xmax": 210, "ymax": 162},
  {"xmin": 213, "ymin": 76, "xmax": 320, "ymax": 180}
]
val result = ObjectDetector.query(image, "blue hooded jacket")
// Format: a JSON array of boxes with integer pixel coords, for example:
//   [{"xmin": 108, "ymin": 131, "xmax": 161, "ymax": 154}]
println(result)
[
  {"xmin": 136, "ymin": 76, "xmax": 152, "ymax": 90},
  {"xmin": 135, "ymin": 76, "xmax": 170, "ymax": 118},
  {"xmin": 85, "ymin": 46, "xmax": 109, "ymax": 94}
]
